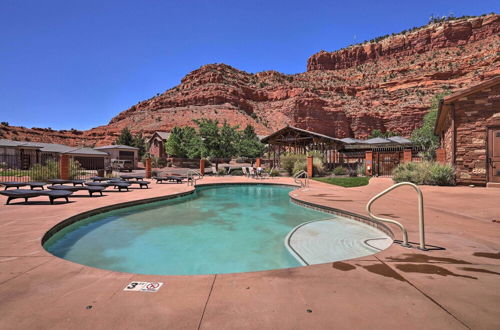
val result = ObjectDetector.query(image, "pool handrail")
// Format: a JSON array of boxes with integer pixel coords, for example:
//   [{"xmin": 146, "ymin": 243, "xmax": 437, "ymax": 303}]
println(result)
[
  {"xmin": 366, "ymin": 181, "xmax": 426, "ymax": 250},
  {"xmin": 187, "ymin": 169, "xmax": 203, "ymax": 186},
  {"xmin": 293, "ymin": 170, "xmax": 308, "ymax": 188}
]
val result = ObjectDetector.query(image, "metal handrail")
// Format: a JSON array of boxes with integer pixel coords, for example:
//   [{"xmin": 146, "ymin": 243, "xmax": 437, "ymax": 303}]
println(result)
[
  {"xmin": 366, "ymin": 182, "xmax": 426, "ymax": 250},
  {"xmin": 293, "ymin": 170, "xmax": 309, "ymax": 188},
  {"xmin": 187, "ymin": 169, "xmax": 203, "ymax": 186}
]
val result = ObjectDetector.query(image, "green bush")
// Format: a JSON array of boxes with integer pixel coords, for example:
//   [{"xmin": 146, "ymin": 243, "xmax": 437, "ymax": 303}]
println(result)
[
  {"xmin": 393, "ymin": 161, "xmax": 455, "ymax": 185},
  {"xmin": 230, "ymin": 169, "xmax": 243, "ymax": 176},
  {"xmin": 267, "ymin": 168, "xmax": 281, "ymax": 177},
  {"xmin": 332, "ymin": 166, "xmax": 348, "ymax": 176},
  {"xmin": 292, "ymin": 159, "xmax": 307, "ymax": 175},
  {"xmin": 217, "ymin": 167, "xmax": 227, "ymax": 175},
  {"xmin": 29, "ymin": 160, "xmax": 59, "ymax": 181},
  {"xmin": 356, "ymin": 164, "xmax": 366, "ymax": 176},
  {"xmin": 280, "ymin": 153, "xmax": 306, "ymax": 175}
]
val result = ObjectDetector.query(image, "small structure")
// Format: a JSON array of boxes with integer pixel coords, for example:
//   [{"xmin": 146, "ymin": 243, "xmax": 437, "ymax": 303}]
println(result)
[
  {"xmin": 94, "ymin": 145, "xmax": 139, "ymax": 169},
  {"xmin": 340, "ymin": 136, "xmax": 416, "ymax": 176},
  {"xmin": 0, "ymin": 139, "xmax": 108, "ymax": 170},
  {"xmin": 147, "ymin": 131, "xmax": 170, "ymax": 159},
  {"xmin": 260, "ymin": 126, "xmax": 345, "ymax": 168},
  {"xmin": 434, "ymin": 76, "xmax": 500, "ymax": 186}
]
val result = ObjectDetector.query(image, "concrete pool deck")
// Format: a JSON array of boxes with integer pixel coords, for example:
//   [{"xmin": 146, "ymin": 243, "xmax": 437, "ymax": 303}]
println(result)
[{"xmin": 0, "ymin": 177, "xmax": 499, "ymax": 329}]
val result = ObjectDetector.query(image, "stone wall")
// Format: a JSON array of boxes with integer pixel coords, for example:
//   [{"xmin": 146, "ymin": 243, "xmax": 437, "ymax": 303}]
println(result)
[{"xmin": 445, "ymin": 84, "xmax": 500, "ymax": 185}]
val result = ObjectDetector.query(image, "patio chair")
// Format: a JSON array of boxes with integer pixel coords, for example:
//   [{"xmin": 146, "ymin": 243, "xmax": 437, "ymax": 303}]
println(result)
[
  {"xmin": 48, "ymin": 185, "xmax": 106, "ymax": 196},
  {"xmin": 242, "ymin": 167, "xmax": 249, "ymax": 177},
  {"xmin": 211, "ymin": 166, "xmax": 218, "ymax": 176},
  {"xmin": 0, "ymin": 182, "xmax": 28, "ymax": 190},
  {"xmin": 0, "ymin": 189, "xmax": 72, "ymax": 205}
]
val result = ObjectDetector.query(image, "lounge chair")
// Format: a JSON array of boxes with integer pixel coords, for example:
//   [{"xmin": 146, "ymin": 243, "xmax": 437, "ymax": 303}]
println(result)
[
  {"xmin": 0, "ymin": 189, "xmax": 72, "ymax": 205},
  {"xmin": 0, "ymin": 182, "xmax": 28, "ymax": 190},
  {"xmin": 211, "ymin": 166, "xmax": 218, "ymax": 176},
  {"xmin": 47, "ymin": 179, "xmax": 85, "ymax": 186},
  {"xmin": 85, "ymin": 181, "xmax": 131, "ymax": 192},
  {"xmin": 26, "ymin": 182, "xmax": 46, "ymax": 190},
  {"xmin": 120, "ymin": 175, "xmax": 144, "ymax": 181},
  {"xmin": 125, "ymin": 180, "xmax": 150, "ymax": 189},
  {"xmin": 242, "ymin": 167, "xmax": 249, "ymax": 177},
  {"xmin": 48, "ymin": 185, "xmax": 106, "ymax": 196}
]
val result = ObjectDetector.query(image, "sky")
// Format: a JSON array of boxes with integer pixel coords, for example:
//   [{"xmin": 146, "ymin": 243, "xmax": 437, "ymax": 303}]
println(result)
[{"xmin": 0, "ymin": 1, "xmax": 498, "ymax": 130}]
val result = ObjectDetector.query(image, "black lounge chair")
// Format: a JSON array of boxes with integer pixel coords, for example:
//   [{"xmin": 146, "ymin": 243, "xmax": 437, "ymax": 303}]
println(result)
[
  {"xmin": 47, "ymin": 179, "xmax": 85, "ymax": 186},
  {"xmin": 153, "ymin": 176, "xmax": 190, "ymax": 184},
  {"xmin": 85, "ymin": 181, "xmax": 131, "ymax": 192},
  {"xmin": 120, "ymin": 175, "xmax": 144, "ymax": 181},
  {"xmin": 0, "ymin": 189, "xmax": 72, "ymax": 205},
  {"xmin": 125, "ymin": 180, "xmax": 150, "ymax": 189},
  {"xmin": 0, "ymin": 182, "xmax": 28, "ymax": 190},
  {"xmin": 48, "ymin": 185, "xmax": 106, "ymax": 196},
  {"xmin": 90, "ymin": 176, "xmax": 109, "ymax": 182},
  {"xmin": 26, "ymin": 182, "xmax": 46, "ymax": 190}
]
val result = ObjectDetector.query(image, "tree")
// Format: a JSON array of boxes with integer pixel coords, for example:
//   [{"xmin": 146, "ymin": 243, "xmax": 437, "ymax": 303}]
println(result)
[
  {"xmin": 165, "ymin": 126, "xmax": 202, "ymax": 158},
  {"xmin": 194, "ymin": 119, "xmax": 240, "ymax": 169},
  {"xmin": 237, "ymin": 125, "xmax": 265, "ymax": 159},
  {"xmin": 115, "ymin": 127, "xmax": 134, "ymax": 146},
  {"xmin": 132, "ymin": 132, "xmax": 146, "ymax": 158},
  {"xmin": 411, "ymin": 92, "xmax": 450, "ymax": 159}
]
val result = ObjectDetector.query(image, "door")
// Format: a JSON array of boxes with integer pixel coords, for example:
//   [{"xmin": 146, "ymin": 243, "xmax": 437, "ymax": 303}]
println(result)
[{"xmin": 488, "ymin": 128, "xmax": 500, "ymax": 183}]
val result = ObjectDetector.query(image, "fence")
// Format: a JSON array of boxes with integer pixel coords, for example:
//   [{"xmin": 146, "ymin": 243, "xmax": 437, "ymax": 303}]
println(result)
[
  {"xmin": 0, "ymin": 154, "xmax": 111, "ymax": 182},
  {"xmin": 0, "ymin": 154, "xmax": 60, "ymax": 182}
]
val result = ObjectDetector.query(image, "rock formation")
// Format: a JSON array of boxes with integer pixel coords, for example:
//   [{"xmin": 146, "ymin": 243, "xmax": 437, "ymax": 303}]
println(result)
[{"xmin": 1, "ymin": 14, "xmax": 498, "ymax": 146}]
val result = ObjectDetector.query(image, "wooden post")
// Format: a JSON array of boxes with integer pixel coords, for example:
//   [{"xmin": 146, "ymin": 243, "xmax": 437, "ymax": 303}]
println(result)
[
  {"xmin": 307, "ymin": 156, "xmax": 313, "ymax": 178},
  {"xmin": 145, "ymin": 158, "xmax": 152, "ymax": 178},
  {"xmin": 255, "ymin": 157, "xmax": 261, "ymax": 168},
  {"xmin": 365, "ymin": 151, "xmax": 373, "ymax": 176},
  {"xmin": 59, "ymin": 154, "xmax": 70, "ymax": 180},
  {"xmin": 199, "ymin": 159, "xmax": 205, "ymax": 176}
]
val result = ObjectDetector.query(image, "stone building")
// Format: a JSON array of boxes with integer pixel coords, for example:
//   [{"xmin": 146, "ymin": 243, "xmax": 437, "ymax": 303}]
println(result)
[
  {"xmin": 94, "ymin": 145, "xmax": 139, "ymax": 169},
  {"xmin": 434, "ymin": 76, "xmax": 500, "ymax": 186},
  {"xmin": 146, "ymin": 131, "xmax": 170, "ymax": 159}
]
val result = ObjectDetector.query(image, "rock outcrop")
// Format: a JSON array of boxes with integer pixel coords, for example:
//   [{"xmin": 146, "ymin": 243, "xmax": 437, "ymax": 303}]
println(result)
[{"xmin": 1, "ymin": 14, "xmax": 498, "ymax": 146}]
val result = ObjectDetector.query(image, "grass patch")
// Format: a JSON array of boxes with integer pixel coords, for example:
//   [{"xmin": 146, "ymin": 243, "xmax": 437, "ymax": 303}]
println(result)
[{"xmin": 313, "ymin": 176, "xmax": 370, "ymax": 188}]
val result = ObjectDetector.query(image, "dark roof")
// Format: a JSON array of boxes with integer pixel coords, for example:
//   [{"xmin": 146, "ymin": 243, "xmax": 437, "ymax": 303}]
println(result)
[
  {"xmin": 435, "ymin": 75, "xmax": 500, "ymax": 134},
  {"xmin": 260, "ymin": 126, "xmax": 344, "ymax": 144},
  {"xmin": 0, "ymin": 139, "xmax": 43, "ymax": 148},
  {"xmin": 341, "ymin": 136, "xmax": 413, "ymax": 150},
  {"xmin": 340, "ymin": 137, "xmax": 364, "ymax": 144},
  {"xmin": 94, "ymin": 144, "xmax": 139, "ymax": 150},
  {"xmin": 0, "ymin": 139, "xmax": 107, "ymax": 156}
]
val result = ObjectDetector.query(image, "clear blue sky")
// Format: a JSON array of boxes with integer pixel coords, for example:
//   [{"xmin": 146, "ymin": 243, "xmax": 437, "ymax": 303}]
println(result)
[{"xmin": 0, "ymin": 1, "xmax": 497, "ymax": 130}]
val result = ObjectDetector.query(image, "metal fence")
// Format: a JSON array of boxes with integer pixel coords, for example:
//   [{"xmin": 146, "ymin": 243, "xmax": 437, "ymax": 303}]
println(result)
[
  {"xmin": 0, "ymin": 153, "xmax": 60, "ymax": 182},
  {"xmin": 0, "ymin": 154, "xmax": 110, "ymax": 182}
]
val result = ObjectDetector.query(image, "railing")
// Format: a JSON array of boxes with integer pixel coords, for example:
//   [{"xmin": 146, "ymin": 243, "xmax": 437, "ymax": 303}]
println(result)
[
  {"xmin": 366, "ymin": 182, "xmax": 426, "ymax": 250},
  {"xmin": 187, "ymin": 169, "xmax": 203, "ymax": 186},
  {"xmin": 293, "ymin": 170, "xmax": 309, "ymax": 188}
]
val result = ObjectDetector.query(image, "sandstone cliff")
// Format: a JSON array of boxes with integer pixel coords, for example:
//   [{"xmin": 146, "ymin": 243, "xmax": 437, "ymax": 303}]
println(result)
[{"xmin": 1, "ymin": 14, "xmax": 498, "ymax": 146}]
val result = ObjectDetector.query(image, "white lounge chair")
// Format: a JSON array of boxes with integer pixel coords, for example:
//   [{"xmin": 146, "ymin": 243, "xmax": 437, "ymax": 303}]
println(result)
[{"xmin": 242, "ymin": 167, "xmax": 249, "ymax": 177}]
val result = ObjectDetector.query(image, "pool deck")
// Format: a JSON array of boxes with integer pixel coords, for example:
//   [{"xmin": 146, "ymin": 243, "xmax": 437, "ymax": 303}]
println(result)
[{"xmin": 0, "ymin": 177, "xmax": 499, "ymax": 329}]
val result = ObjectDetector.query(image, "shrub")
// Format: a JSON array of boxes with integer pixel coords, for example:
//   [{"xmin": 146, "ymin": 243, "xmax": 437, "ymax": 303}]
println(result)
[
  {"xmin": 1, "ymin": 122, "xmax": 8, "ymax": 126},
  {"xmin": 29, "ymin": 160, "xmax": 59, "ymax": 181},
  {"xmin": 230, "ymin": 169, "xmax": 243, "ymax": 176},
  {"xmin": 217, "ymin": 167, "xmax": 227, "ymax": 175},
  {"xmin": 280, "ymin": 153, "xmax": 306, "ymax": 175},
  {"xmin": 332, "ymin": 166, "xmax": 348, "ymax": 176},
  {"xmin": 356, "ymin": 164, "xmax": 366, "ymax": 176},
  {"xmin": 393, "ymin": 161, "xmax": 455, "ymax": 185},
  {"xmin": 268, "ymin": 168, "xmax": 281, "ymax": 177},
  {"xmin": 292, "ymin": 159, "xmax": 307, "ymax": 175}
]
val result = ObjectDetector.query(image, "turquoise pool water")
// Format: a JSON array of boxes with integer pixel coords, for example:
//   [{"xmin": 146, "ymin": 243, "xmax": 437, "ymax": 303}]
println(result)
[{"xmin": 44, "ymin": 184, "xmax": 386, "ymax": 275}]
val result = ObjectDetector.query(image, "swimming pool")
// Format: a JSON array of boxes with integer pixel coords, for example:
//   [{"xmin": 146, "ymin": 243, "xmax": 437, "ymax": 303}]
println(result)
[{"xmin": 44, "ymin": 184, "xmax": 391, "ymax": 275}]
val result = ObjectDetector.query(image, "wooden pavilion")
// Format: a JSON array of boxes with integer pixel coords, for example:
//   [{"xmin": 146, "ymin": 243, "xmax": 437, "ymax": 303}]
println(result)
[{"xmin": 260, "ymin": 126, "xmax": 345, "ymax": 168}]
